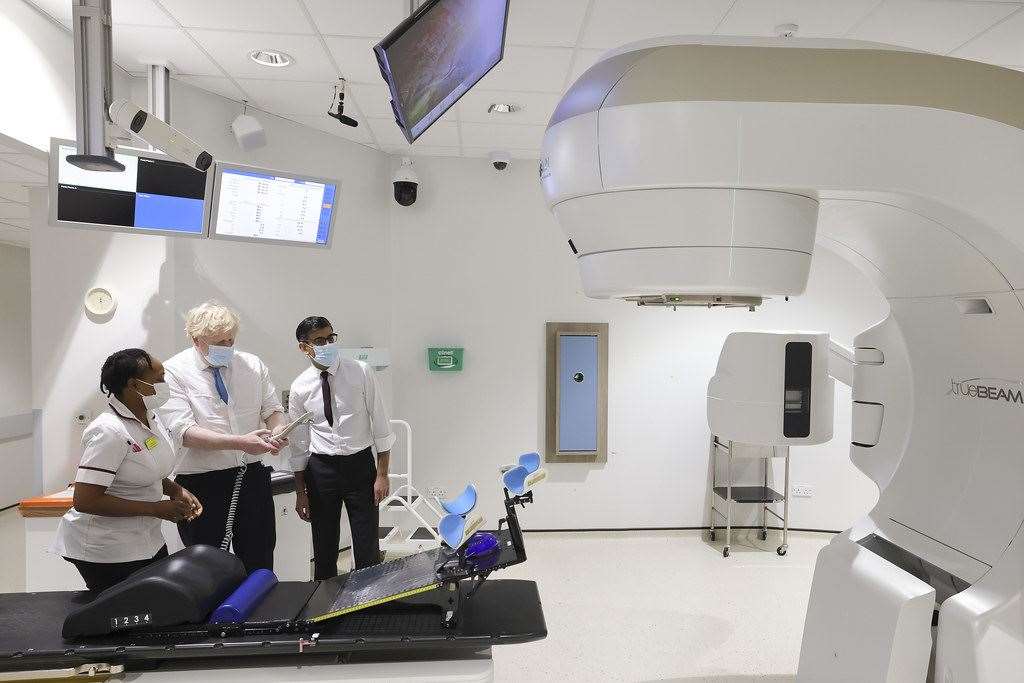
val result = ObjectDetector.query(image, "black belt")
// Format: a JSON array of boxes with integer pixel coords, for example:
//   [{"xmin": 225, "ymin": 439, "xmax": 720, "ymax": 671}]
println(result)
[{"xmin": 311, "ymin": 446, "xmax": 372, "ymax": 458}]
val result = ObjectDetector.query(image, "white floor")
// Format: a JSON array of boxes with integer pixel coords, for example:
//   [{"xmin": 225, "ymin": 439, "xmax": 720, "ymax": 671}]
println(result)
[{"xmin": 491, "ymin": 529, "xmax": 831, "ymax": 683}]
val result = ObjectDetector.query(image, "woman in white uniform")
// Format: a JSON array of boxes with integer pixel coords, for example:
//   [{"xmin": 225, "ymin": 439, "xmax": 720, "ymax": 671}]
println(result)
[{"xmin": 52, "ymin": 349, "xmax": 203, "ymax": 592}]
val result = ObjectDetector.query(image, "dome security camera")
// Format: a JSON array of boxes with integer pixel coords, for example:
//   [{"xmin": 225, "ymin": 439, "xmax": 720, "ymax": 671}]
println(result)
[
  {"xmin": 490, "ymin": 151, "xmax": 511, "ymax": 172},
  {"xmin": 393, "ymin": 157, "xmax": 419, "ymax": 206}
]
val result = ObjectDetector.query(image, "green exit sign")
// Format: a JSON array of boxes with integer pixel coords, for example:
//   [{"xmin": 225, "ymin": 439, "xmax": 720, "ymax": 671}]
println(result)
[{"xmin": 428, "ymin": 347, "xmax": 464, "ymax": 372}]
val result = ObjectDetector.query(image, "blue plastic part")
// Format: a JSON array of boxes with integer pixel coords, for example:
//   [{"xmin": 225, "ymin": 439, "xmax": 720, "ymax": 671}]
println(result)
[
  {"xmin": 439, "ymin": 484, "xmax": 477, "ymax": 516},
  {"xmin": 503, "ymin": 465, "xmax": 530, "ymax": 496},
  {"xmin": 465, "ymin": 532, "xmax": 499, "ymax": 558},
  {"xmin": 439, "ymin": 513, "xmax": 467, "ymax": 549},
  {"xmin": 208, "ymin": 569, "xmax": 278, "ymax": 624},
  {"xmin": 518, "ymin": 452, "xmax": 541, "ymax": 473}
]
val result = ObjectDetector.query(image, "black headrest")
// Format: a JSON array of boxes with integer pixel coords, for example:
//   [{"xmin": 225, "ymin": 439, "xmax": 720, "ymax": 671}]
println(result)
[{"xmin": 63, "ymin": 545, "xmax": 247, "ymax": 638}]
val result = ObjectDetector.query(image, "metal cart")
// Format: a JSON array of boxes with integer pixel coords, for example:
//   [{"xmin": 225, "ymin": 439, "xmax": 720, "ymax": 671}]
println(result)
[{"xmin": 708, "ymin": 435, "xmax": 790, "ymax": 558}]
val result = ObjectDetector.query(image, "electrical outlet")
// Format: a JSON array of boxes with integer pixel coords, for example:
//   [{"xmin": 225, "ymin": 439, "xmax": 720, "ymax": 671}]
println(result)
[
  {"xmin": 792, "ymin": 484, "xmax": 814, "ymax": 498},
  {"xmin": 428, "ymin": 486, "xmax": 446, "ymax": 499}
]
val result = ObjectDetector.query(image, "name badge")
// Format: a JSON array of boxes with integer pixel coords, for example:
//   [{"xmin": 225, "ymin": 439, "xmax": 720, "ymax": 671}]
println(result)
[{"xmin": 144, "ymin": 436, "xmax": 159, "ymax": 450}]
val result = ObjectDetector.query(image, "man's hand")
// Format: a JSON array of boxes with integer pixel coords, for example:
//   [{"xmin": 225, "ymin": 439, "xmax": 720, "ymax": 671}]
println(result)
[
  {"xmin": 152, "ymin": 499, "xmax": 194, "ymax": 522},
  {"xmin": 373, "ymin": 474, "xmax": 390, "ymax": 505},
  {"xmin": 295, "ymin": 488, "xmax": 311, "ymax": 522},
  {"xmin": 171, "ymin": 485, "xmax": 203, "ymax": 521},
  {"xmin": 236, "ymin": 429, "xmax": 278, "ymax": 455}
]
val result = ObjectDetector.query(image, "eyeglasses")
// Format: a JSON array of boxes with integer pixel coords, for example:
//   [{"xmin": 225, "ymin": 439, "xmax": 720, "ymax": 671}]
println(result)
[{"xmin": 304, "ymin": 333, "xmax": 338, "ymax": 346}]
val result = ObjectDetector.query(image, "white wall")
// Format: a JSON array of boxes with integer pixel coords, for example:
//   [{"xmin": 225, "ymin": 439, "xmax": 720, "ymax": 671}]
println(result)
[
  {"xmin": 388, "ymin": 157, "xmax": 888, "ymax": 532},
  {"xmin": 31, "ymin": 80, "xmax": 390, "ymax": 492}
]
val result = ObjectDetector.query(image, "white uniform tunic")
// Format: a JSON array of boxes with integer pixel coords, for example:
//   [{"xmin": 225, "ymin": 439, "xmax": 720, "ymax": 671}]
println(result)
[{"xmin": 52, "ymin": 398, "xmax": 179, "ymax": 563}]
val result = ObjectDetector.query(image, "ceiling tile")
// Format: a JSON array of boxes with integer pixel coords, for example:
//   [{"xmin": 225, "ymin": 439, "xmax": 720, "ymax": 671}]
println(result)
[
  {"xmin": 457, "ymin": 89, "xmax": 560, "ymax": 125},
  {"xmin": 717, "ymin": 0, "xmax": 878, "ymax": 38},
  {"xmin": 853, "ymin": 1, "xmax": 1019, "ymax": 55},
  {"xmin": 0, "ymin": 183, "xmax": 30, "ymax": 204},
  {"xmin": 190, "ymin": 30, "xmax": 336, "ymax": 81},
  {"xmin": 287, "ymin": 114, "xmax": 375, "ymax": 145},
  {"xmin": 239, "ymin": 79, "xmax": 336, "ymax": 117},
  {"xmin": 112, "ymin": 25, "xmax": 220, "ymax": 75},
  {"xmin": 462, "ymin": 146, "xmax": 541, "ymax": 159},
  {"xmin": 953, "ymin": 6, "xmax": 1024, "ymax": 64},
  {"xmin": 323, "ymin": 36, "xmax": 384, "ymax": 83},
  {"xmin": 0, "ymin": 154, "xmax": 48, "ymax": 175},
  {"xmin": 382, "ymin": 146, "xmax": 463, "ymax": 157},
  {"xmin": 460, "ymin": 122, "xmax": 545, "ymax": 149},
  {"xmin": 0, "ymin": 223, "xmax": 30, "ymax": 247},
  {"xmin": 507, "ymin": 0, "xmax": 590, "ymax": 47},
  {"xmin": 176, "ymin": 75, "xmax": 247, "ymax": 101},
  {"xmin": 367, "ymin": 118, "xmax": 460, "ymax": 147},
  {"xmin": 27, "ymin": 0, "xmax": 174, "ymax": 27},
  {"xmin": 304, "ymin": 0, "xmax": 407, "ymax": 38},
  {"xmin": 159, "ymin": 0, "xmax": 313, "ymax": 33},
  {"xmin": 476, "ymin": 46, "xmax": 574, "ymax": 92},
  {"xmin": 348, "ymin": 83, "xmax": 460, "ymax": 123},
  {"xmin": 581, "ymin": 0, "xmax": 736, "ymax": 48},
  {"xmin": 0, "ymin": 160, "xmax": 46, "ymax": 184},
  {"xmin": 567, "ymin": 48, "xmax": 608, "ymax": 86},
  {"xmin": 0, "ymin": 202, "xmax": 30, "ymax": 220}
]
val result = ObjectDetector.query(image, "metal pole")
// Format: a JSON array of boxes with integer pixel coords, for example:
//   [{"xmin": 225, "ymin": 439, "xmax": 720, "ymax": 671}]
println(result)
[
  {"xmin": 782, "ymin": 446, "xmax": 791, "ymax": 552},
  {"xmin": 725, "ymin": 441, "xmax": 732, "ymax": 557},
  {"xmin": 69, "ymin": 0, "xmax": 123, "ymax": 171}
]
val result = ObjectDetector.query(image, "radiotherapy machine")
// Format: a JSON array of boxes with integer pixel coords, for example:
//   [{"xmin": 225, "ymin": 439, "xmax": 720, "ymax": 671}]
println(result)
[{"xmin": 541, "ymin": 36, "xmax": 1024, "ymax": 682}]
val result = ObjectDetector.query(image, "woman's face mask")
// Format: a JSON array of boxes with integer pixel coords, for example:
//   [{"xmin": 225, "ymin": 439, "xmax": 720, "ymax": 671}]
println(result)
[{"xmin": 136, "ymin": 379, "xmax": 170, "ymax": 411}]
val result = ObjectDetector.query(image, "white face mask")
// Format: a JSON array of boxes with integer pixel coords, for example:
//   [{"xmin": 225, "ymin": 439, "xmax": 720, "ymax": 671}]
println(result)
[
  {"xmin": 206, "ymin": 344, "xmax": 234, "ymax": 367},
  {"xmin": 137, "ymin": 380, "xmax": 170, "ymax": 411},
  {"xmin": 311, "ymin": 342, "xmax": 340, "ymax": 368}
]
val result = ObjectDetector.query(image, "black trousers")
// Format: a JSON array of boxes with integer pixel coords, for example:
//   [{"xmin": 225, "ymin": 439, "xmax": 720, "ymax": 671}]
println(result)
[
  {"xmin": 66, "ymin": 545, "xmax": 169, "ymax": 593},
  {"xmin": 175, "ymin": 463, "xmax": 275, "ymax": 574},
  {"xmin": 306, "ymin": 448, "xmax": 380, "ymax": 579}
]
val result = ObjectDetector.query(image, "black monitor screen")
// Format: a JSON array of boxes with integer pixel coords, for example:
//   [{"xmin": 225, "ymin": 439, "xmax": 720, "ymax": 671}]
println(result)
[{"xmin": 374, "ymin": 0, "xmax": 509, "ymax": 143}]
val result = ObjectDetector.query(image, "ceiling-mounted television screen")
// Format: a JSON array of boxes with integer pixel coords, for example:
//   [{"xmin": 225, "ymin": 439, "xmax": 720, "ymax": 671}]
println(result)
[
  {"xmin": 374, "ymin": 0, "xmax": 510, "ymax": 143},
  {"xmin": 49, "ymin": 139, "xmax": 209, "ymax": 237},
  {"xmin": 208, "ymin": 162, "xmax": 338, "ymax": 248}
]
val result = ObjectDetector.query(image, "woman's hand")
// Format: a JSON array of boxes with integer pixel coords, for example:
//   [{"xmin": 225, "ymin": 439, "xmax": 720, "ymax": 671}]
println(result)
[
  {"xmin": 152, "ymin": 499, "xmax": 195, "ymax": 522},
  {"xmin": 295, "ymin": 488, "xmax": 311, "ymax": 522},
  {"xmin": 171, "ymin": 485, "xmax": 203, "ymax": 521}
]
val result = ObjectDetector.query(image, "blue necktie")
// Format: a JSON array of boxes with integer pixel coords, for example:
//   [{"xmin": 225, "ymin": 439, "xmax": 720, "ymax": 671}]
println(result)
[{"xmin": 211, "ymin": 366, "xmax": 230, "ymax": 404}]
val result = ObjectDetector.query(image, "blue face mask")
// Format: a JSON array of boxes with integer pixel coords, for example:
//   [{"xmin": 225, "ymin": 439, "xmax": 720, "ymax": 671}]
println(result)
[
  {"xmin": 206, "ymin": 344, "xmax": 234, "ymax": 367},
  {"xmin": 312, "ymin": 342, "xmax": 339, "ymax": 368}
]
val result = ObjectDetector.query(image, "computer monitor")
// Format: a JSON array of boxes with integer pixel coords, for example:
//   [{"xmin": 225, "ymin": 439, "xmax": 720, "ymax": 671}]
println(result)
[
  {"xmin": 208, "ymin": 163, "xmax": 338, "ymax": 248},
  {"xmin": 374, "ymin": 0, "xmax": 509, "ymax": 143},
  {"xmin": 49, "ymin": 138, "xmax": 210, "ymax": 237}
]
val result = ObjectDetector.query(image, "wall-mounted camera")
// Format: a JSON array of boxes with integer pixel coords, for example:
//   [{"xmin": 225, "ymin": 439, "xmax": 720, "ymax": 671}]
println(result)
[
  {"xmin": 490, "ymin": 151, "xmax": 511, "ymax": 172},
  {"xmin": 393, "ymin": 157, "xmax": 419, "ymax": 206}
]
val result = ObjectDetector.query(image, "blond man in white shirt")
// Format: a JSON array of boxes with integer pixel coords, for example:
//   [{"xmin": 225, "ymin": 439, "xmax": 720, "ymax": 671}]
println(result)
[
  {"xmin": 287, "ymin": 316, "xmax": 395, "ymax": 578},
  {"xmin": 158, "ymin": 302, "xmax": 288, "ymax": 573}
]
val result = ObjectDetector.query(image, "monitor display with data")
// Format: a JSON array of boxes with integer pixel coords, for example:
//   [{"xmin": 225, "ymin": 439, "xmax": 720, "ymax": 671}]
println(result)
[
  {"xmin": 209, "ymin": 164, "xmax": 338, "ymax": 247},
  {"xmin": 49, "ymin": 139, "xmax": 209, "ymax": 236}
]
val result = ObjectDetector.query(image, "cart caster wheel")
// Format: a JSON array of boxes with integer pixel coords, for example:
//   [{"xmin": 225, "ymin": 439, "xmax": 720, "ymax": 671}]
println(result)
[
  {"xmin": 723, "ymin": 547, "xmax": 730, "ymax": 558},
  {"xmin": 709, "ymin": 531, "xmax": 716, "ymax": 542},
  {"xmin": 760, "ymin": 530, "xmax": 768, "ymax": 541},
  {"xmin": 777, "ymin": 546, "xmax": 787, "ymax": 556}
]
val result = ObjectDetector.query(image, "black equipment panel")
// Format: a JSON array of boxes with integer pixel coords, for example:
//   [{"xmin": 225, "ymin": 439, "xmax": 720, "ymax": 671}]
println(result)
[{"xmin": 783, "ymin": 341, "xmax": 812, "ymax": 438}]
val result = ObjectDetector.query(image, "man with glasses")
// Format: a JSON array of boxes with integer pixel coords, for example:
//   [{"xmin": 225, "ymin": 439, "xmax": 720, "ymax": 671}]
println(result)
[{"xmin": 286, "ymin": 316, "xmax": 395, "ymax": 578}]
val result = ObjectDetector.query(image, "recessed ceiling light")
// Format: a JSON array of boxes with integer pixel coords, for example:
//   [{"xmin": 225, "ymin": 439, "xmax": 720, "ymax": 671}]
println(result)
[
  {"xmin": 248, "ymin": 49, "xmax": 294, "ymax": 68},
  {"xmin": 487, "ymin": 103, "xmax": 520, "ymax": 114}
]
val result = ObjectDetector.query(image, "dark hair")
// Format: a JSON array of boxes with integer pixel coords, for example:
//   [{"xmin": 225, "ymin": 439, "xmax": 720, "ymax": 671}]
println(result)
[
  {"xmin": 296, "ymin": 316, "xmax": 332, "ymax": 342},
  {"xmin": 100, "ymin": 349, "xmax": 153, "ymax": 398}
]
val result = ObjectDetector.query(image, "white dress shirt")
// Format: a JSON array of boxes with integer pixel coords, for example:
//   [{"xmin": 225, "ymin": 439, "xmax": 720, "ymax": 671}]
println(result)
[
  {"xmin": 159, "ymin": 347, "xmax": 283, "ymax": 474},
  {"xmin": 286, "ymin": 356, "xmax": 396, "ymax": 472},
  {"xmin": 52, "ymin": 398, "xmax": 179, "ymax": 563}
]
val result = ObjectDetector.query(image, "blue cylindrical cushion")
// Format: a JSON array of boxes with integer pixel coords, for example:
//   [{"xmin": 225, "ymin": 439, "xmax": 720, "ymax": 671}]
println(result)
[
  {"xmin": 465, "ymin": 532, "xmax": 499, "ymax": 557},
  {"xmin": 209, "ymin": 569, "xmax": 278, "ymax": 624}
]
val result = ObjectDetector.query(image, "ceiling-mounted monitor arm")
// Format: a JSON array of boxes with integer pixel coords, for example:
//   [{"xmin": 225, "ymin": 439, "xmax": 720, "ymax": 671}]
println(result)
[{"xmin": 68, "ymin": 0, "xmax": 123, "ymax": 171}]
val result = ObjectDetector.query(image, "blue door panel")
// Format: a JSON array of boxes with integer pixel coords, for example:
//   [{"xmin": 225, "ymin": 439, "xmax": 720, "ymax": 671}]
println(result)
[{"xmin": 558, "ymin": 335, "xmax": 599, "ymax": 452}]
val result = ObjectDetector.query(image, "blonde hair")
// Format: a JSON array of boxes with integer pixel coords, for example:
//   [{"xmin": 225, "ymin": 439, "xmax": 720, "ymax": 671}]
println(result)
[{"xmin": 185, "ymin": 301, "xmax": 240, "ymax": 340}]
